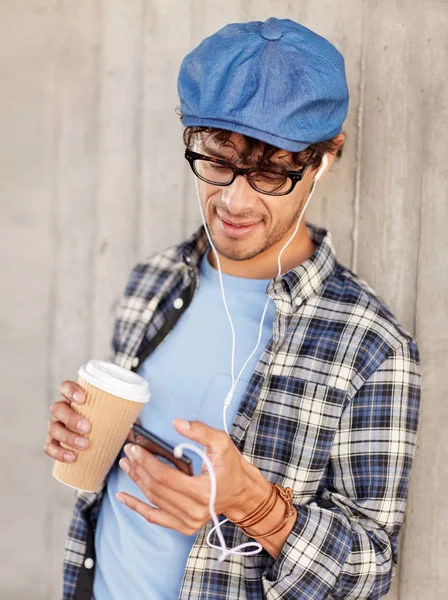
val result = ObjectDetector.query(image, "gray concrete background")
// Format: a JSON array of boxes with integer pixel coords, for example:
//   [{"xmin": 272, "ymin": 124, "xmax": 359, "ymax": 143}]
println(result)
[{"xmin": 1, "ymin": 1, "xmax": 447, "ymax": 598}]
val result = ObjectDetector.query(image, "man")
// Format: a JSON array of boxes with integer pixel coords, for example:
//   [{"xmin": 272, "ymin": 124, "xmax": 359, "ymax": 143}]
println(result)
[{"xmin": 45, "ymin": 17, "xmax": 420, "ymax": 600}]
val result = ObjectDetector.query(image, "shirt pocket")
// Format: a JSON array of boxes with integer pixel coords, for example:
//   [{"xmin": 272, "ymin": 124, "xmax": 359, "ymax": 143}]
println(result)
[{"xmin": 246, "ymin": 376, "xmax": 347, "ymax": 496}]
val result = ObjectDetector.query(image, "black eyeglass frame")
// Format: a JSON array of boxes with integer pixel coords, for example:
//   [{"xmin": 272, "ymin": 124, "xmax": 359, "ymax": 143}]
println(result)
[{"xmin": 184, "ymin": 148, "xmax": 308, "ymax": 196}]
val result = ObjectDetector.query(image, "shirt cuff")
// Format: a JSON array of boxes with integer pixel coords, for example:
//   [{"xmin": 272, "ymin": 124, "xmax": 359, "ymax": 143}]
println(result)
[{"xmin": 263, "ymin": 502, "xmax": 352, "ymax": 599}]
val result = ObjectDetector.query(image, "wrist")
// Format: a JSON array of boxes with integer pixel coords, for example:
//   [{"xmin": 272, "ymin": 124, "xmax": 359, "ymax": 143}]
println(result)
[{"xmin": 224, "ymin": 463, "xmax": 271, "ymax": 522}]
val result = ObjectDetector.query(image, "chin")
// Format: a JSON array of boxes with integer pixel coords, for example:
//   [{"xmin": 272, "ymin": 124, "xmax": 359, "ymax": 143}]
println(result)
[{"xmin": 212, "ymin": 237, "xmax": 268, "ymax": 262}]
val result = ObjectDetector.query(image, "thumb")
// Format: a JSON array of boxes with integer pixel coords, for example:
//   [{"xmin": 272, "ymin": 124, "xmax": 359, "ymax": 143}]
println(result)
[{"xmin": 172, "ymin": 419, "xmax": 224, "ymax": 448}]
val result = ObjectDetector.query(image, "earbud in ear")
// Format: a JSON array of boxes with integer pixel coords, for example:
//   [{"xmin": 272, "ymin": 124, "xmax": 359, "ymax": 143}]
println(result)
[{"xmin": 314, "ymin": 153, "xmax": 329, "ymax": 182}]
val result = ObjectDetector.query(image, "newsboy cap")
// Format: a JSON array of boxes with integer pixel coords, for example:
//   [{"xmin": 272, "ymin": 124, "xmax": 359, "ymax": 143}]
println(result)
[{"xmin": 178, "ymin": 17, "xmax": 349, "ymax": 152}]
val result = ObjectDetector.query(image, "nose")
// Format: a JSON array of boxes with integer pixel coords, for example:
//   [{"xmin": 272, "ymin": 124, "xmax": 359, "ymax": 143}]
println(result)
[{"xmin": 221, "ymin": 174, "xmax": 256, "ymax": 215}]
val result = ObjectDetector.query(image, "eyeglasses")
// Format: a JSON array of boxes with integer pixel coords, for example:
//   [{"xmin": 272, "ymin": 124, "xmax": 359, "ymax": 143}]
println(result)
[{"xmin": 184, "ymin": 149, "xmax": 308, "ymax": 196}]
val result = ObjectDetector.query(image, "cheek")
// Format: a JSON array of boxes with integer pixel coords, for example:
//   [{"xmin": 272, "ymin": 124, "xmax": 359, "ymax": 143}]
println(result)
[
  {"xmin": 197, "ymin": 182, "xmax": 218, "ymax": 212},
  {"xmin": 266, "ymin": 195, "xmax": 305, "ymax": 230},
  {"xmin": 263, "ymin": 200, "xmax": 290, "ymax": 227},
  {"xmin": 203, "ymin": 189, "xmax": 221, "ymax": 215}
]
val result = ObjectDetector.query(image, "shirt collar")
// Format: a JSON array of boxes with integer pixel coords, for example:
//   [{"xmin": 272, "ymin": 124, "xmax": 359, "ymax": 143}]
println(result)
[
  {"xmin": 176, "ymin": 222, "xmax": 337, "ymax": 311},
  {"xmin": 270, "ymin": 223, "xmax": 337, "ymax": 311}
]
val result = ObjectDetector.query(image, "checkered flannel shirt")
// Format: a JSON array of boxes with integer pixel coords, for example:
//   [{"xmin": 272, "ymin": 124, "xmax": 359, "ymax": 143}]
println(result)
[{"xmin": 63, "ymin": 223, "xmax": 420, "ymax": 600}]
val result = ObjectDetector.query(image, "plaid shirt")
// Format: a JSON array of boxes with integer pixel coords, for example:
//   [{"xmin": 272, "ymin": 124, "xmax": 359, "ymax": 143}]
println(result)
[{"xmin": 63, "ymin": 223, "xmax": 420, "ymax": 600}]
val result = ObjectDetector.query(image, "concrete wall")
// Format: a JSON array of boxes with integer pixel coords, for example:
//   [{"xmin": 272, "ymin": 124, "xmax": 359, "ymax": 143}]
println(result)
[{"xmin": 1, "ymin": 1, "xmax": 446, "ymax": 598}]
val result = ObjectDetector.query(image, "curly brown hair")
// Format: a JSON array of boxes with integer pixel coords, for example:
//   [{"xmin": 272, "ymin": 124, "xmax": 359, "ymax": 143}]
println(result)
[{"xmin": 182, "ymin": 125, "xmax": 343, "ymax": 171}]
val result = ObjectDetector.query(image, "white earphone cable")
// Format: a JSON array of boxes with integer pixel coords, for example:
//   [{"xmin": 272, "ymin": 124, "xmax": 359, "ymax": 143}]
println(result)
[{"xmin": 173, "ymin": 442, "xmax": 263, "ymax": 562}]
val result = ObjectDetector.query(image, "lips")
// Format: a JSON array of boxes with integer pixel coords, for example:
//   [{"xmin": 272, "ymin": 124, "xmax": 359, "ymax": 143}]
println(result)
[
  {"xmin": 217, "ymin": 214, "xmax": 262, "ymax": 238},
  {"xmin": 220, "ymin": 216, "xmax": 261, "ymax": 228}
]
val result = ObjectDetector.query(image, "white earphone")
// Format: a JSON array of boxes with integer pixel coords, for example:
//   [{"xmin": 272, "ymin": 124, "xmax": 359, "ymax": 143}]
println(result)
[
  {"xmin": 174, "ymin": 148, "xmax": 328, "ymax": 561},
  {"xmin": 314, "ymin": 152, "xmax": 328, "ymax": 181}
]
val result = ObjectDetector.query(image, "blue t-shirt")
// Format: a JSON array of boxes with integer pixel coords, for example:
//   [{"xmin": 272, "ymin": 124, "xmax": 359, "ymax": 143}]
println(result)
[{"xmin": 93, "ymin": 249, "xmax": 276, "ymax": 600}]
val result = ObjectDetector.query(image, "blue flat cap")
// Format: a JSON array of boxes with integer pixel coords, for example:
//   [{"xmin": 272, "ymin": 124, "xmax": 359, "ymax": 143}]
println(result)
[{"xmin": 178, "ymin": 17, "xmax": 349, "ymax": 152}]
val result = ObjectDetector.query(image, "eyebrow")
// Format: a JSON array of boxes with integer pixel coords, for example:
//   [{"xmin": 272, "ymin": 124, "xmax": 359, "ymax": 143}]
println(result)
[{"xmin": 200, "ymin": 144, "xmax": 235, "ymax": 162}]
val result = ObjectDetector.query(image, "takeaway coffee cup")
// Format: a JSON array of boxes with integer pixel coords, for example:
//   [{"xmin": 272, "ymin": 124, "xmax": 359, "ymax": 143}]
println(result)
[{"xmin": 52, "ymin": 359, "xmax": 150, "ymax": 493}]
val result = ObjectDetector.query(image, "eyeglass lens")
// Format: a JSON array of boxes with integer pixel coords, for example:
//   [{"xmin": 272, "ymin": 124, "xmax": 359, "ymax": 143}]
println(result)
[{"xmin": 192, "ymin": 158, "xmax": 293, "ymax": 195}]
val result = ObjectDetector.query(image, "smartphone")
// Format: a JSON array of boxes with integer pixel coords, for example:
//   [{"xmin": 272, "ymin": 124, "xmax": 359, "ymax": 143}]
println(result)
[{"xmin": 129, "ymin": 423, "xmax": 193, "ymax": 476}]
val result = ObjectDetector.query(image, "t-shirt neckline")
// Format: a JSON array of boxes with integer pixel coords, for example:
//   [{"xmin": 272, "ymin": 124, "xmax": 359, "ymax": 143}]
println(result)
[{"xmin": 200, "ymin": 247, "xmax": 271, "ymax": 292}]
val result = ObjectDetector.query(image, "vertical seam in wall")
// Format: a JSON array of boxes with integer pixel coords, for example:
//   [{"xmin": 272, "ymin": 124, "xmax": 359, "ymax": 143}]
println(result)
[
  {"xmin": 46, "ymin": 2, "xmax": 63, "ymax": 596},
  {"xmin": 351, "ymin": 0, "xmax": 366, "ymax": 273},
  {"xmin": 412, "ymin": 127, "xmax": 425, "ymax": 341},
  {"xmin": 135, "ymin": 0, "xmax": 147, "ymax": 260},
  {"xmin": 400, "ymin": 59, "xmax": 426, "ymax": 600},
  {"xmin": 89, "ymin": 0, "xmax": 103, "ymax": 357},
  {"xmin": 396, "ymin": 14, "xmax": 427, "ymax": 600}
]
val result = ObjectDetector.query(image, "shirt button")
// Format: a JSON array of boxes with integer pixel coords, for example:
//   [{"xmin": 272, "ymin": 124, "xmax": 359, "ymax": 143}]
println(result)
[
  {"xmin": 84, "ymin": 558, "xmax": 94, "ymax": 569},
  {"xmin": 173, "ymin": 298, "xmax": 184, "ymax": 310},
  {"xmin": 132, "ymin": 357, "xmax": 139, "ymax": 367},
  {"xmin": 294, "ymin": 297, "xmax": 302, "ymax": 307}
]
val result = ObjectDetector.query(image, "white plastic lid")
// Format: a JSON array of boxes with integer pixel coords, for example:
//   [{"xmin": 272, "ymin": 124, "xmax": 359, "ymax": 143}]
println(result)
[{"xmin": 77, "ymin": 360, "xmax": 150, "ymax": 403}]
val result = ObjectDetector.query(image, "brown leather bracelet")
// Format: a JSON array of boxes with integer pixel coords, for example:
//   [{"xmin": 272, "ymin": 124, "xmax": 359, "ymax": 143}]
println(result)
[
  {"xmin": 242, "ymin": 484, "xmax": 296, "ymax": 540},
  {"xmin": 229, "ymin": 482, "xmax": 276, "ymax": 528}
]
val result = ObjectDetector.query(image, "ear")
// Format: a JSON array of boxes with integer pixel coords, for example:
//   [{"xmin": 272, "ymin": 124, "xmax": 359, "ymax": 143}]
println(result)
[{"xmin": 332, "ymin": 132, "xmax": 346, "ymax": 156}]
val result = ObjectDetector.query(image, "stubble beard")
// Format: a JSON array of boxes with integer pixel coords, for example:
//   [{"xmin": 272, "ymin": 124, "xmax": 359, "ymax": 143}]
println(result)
[{"xmin": 206, "ymin": 195, "xmax": 308, "ymax": 262}]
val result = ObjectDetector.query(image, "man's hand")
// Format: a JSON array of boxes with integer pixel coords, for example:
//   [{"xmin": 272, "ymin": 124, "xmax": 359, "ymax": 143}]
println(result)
[
  {"xmin": 44, "ymin": 381, "xmax": 91, "ymax": 463},
  {"xmin": 44, "ymin": 382, "xmax": 138, "ymax": 463},
  {"xmin": 116, "ymin": 419, "xmax": 270, "ymax": 536}
]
